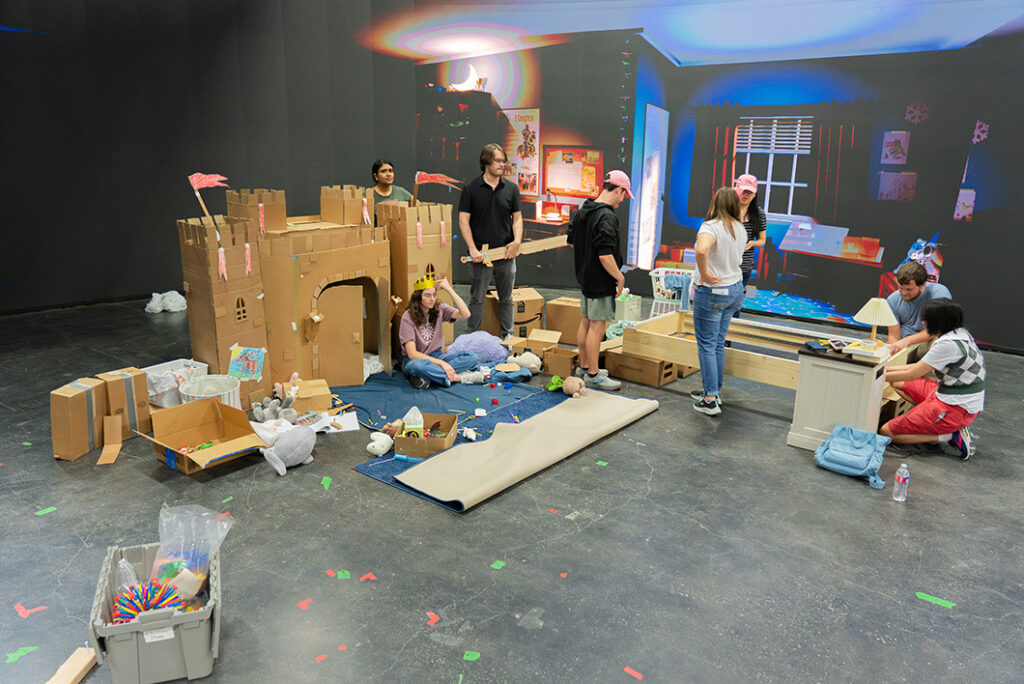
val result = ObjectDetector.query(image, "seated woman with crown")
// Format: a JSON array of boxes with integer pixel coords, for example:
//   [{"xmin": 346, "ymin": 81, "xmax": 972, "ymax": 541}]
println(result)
[{"xmin": 399, "ymin": 274, "xmax": 480, "ymax": 389}]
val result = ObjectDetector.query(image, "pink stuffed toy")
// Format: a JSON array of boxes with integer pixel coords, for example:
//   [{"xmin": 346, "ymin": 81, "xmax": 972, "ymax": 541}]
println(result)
[{"xmin": 562, "ymin": 376, "xmax": 585, "ymax": 398}]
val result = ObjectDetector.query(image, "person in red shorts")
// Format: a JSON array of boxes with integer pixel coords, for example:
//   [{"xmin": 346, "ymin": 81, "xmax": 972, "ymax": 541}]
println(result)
[{"xmin": 880, "ymin": 298, "xmax": 984, "ymax": 460}]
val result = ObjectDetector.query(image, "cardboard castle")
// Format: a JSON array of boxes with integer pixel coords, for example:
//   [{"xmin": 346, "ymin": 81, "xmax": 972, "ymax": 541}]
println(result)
[{"xmin": 177, "ymin": 185, "xmax": 455, "ymax": 402}]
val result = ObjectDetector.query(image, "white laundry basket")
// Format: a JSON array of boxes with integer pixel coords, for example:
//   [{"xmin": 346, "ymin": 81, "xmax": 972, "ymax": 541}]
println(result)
[{"xmin": 178, "ymin": 375, "xmax": 241, "ymax": 409}]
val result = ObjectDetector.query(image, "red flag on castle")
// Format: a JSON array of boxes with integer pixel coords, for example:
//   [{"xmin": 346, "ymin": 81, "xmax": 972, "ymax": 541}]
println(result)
[
  {"xmin": 414, "ymin": 171, "xmax": 462, "ymax": 191},
  {"xmin": 412, "ymin": 171, "xmax": 462, "ymax": 205},
  {"xmin": 188, "ymin": 172, "xmax": 229, "ymax": 220}
]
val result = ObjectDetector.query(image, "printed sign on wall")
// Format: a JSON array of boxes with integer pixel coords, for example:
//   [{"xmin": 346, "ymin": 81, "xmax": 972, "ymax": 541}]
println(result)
[{"xmin": 505, "ymin": 108, "xmax": 540, "ymax": 197}]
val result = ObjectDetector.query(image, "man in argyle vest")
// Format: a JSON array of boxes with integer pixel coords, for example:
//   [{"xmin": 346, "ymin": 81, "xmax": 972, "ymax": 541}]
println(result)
[{"xmin": 880, "ymin": 299, "xmax": 984, "ymax": 460}]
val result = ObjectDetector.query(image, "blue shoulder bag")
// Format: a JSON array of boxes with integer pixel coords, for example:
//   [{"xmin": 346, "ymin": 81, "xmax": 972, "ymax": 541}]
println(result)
[{"xmin": 814, "ymin": 424, "xmax": 890, "ymax": 489}]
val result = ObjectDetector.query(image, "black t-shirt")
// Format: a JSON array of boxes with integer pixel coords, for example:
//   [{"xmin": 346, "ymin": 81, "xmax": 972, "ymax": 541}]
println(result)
[{"xmin": 458, "ymin": 175, "xmax": 522, "ymax": 249}]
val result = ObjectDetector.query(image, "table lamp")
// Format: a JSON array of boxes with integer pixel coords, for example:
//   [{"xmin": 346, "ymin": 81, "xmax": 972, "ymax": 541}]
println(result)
[{"xmin": 853, "ymin": 297, "xmax": 897, "ymax": 350}]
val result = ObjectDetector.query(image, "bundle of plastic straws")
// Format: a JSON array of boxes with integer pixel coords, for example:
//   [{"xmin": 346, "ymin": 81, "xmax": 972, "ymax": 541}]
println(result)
[{"xmin": 111, "ymin": 580, "xmax": 185, "ymax": 624}]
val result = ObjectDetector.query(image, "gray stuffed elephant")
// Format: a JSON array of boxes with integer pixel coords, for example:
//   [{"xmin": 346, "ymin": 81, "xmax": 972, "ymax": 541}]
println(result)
[{"xmin": 260, "ymin": 426, "xmax": 316, "ymax": 476}]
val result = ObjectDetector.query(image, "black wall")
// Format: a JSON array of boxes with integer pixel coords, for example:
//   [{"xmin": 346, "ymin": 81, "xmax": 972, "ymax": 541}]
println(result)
[{"xmin": 1, "ymin": 1, "xmax": 415, "ymax": 314}]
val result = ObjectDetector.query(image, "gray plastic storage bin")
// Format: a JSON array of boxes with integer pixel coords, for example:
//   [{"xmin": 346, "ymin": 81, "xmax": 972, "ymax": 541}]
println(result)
[{"xmin": 89, "ymin": 543, "xmax": 221, "ymax": 684}]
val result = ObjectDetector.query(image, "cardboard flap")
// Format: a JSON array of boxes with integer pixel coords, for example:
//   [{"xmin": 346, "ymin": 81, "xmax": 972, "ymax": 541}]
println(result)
[{"xmin": 378, "ymin": 276, "xmax": 392, "ymax": 376}]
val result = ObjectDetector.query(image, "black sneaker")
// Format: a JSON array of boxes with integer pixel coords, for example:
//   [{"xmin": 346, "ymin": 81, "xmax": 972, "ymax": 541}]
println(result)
[
  {"xmin": 689, "ymin": 389, "xmax": 722, "ymax": 405},
  {"xmin": 409, "ymin": 376, "xmax": 430, "ymax": 390},
  {"xmin": 950, "ymin": 426, "xmax": 976, "ymax": 460},
  {"xmin": 692, "ymin": 396, "xmax": 722, "ymax": 416}
]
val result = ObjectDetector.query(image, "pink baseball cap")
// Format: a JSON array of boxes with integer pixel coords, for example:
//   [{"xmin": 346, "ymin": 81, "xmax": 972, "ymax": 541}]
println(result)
[
  {"xmin": 604, "ymin": 170, "xmax": 634, "ymax": 198},
  {"xmin": 734, "ymin": 174, "xmax": 758, "ymax": 193}
]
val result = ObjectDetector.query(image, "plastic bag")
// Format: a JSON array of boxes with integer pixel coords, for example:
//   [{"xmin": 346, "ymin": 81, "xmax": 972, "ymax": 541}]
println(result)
[
  {"xmin": 115, "ymin": 558, "xmax": 139, "ymax": 595},
  {"xmin": 401, "ymin": 406, "xmax": 423, "ymax": 437},
  {"xmin": 150, "ymin": 504, "xmax": 233, "ymax": 599}
]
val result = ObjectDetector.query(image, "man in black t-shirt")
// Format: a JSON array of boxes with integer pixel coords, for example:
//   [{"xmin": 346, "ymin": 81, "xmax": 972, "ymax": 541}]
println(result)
[{"xmin": 458, "ymin": 143, "xmax": 523, "ymax": 338}]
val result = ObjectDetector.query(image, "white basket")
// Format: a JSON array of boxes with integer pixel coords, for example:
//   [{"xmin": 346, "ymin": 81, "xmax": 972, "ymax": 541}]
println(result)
[
  {"xmin": 179, "ymin": 375, "xmax": 241, "ymax": 410},
  {"xmin": 143, "ymin": 359, "xmax": 209, "ymax": 408},
  {"xmin": 649, "ymin": 267, "xmax": 693, "ymax": 317}
]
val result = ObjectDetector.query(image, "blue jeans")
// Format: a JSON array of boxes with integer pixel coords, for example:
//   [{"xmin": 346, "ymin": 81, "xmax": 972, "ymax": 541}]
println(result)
[
  {"xmin": 733, "ymin": 270, "xmax": 751, "ymax": 319},
  {"xmin": 402, "ymin": 350, "xmax": 479, "ymax": 387},
  {"xmin": 693, "ymin": 282, "xmax": 745, "ymax": 397}
]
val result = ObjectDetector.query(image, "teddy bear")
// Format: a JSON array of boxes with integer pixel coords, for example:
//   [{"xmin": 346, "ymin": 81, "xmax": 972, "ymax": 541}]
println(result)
[
  {"xmin": 562, "ymin": 376, "xmax": 586, "ymax": 398},
  {"xmin": 260, "ymin": 425, "xmax": 316, "ymax": 476}
]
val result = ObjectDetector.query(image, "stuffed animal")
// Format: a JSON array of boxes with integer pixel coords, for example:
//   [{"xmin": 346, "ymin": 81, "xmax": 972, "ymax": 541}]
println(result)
[
  {"xmin": 562, "ymin": 376, "xmax": 585, "ymax": 398},
  {"xmin": 366, "ymin": 432, "xmax": 394, "ymax": 456},
  {"xmin": 508, "ymin": 351, "xmax": 542, "ymax": 373},
  {"xmin": 274, "ymin": 371, "xmax": 301, "ymax": 402},
  {"xmin": 366, "ymin": 419, "xmax": 404, "ymax": 456},
  {"xmin": 252, "ymin": 396, "xmax": 298, "ymax": 423},
  {"xmin": 260, "ymin": 425, "xmax": 316, "ymax": 476}
]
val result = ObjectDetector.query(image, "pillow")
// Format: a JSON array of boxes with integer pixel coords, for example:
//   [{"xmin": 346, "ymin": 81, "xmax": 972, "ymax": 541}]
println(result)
[{"xmin": 447, "ymin": 331, "xmax": 509, "ymax": 364}]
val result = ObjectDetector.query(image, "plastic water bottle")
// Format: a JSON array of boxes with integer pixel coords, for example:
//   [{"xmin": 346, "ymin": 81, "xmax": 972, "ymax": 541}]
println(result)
[{"xmin": 893, "ymin": 464, "xmax": 910, "ymax": 502}]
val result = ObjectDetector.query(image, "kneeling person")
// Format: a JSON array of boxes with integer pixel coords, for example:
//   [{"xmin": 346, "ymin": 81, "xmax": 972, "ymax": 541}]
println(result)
[
  {"xmin": 880, "ymin": 298, "xmax": 984, "ymax": 460},
  {"xmin": 400, "ymin": 276, "xmax": 480, "ymax": 389}
]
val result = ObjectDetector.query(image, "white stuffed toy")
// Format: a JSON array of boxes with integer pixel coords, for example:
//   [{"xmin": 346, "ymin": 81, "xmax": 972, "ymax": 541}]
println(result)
[
  {"xmin": 260, "ymin": 425, "xmax": 316, "ymax": 476},
  {"xmin": 508, "ymin": 351, "xmax": 542, "ymax": 373},
  {"xmin": 366, "ymin": 419, "xmax": 403, "ymax": 456}
]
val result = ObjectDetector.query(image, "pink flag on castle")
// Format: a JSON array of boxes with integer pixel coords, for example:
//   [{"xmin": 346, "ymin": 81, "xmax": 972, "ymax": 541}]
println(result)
[
  {"xmin": 188, "ymin": 172, "xmax": 230, "ymax": 191},
  {"xmin": 414, "ymin": 171, "xmax": 462, "ymax": 191}
]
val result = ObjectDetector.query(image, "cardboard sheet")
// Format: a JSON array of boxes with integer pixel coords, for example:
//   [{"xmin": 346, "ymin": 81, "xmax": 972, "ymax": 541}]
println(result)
[
  {"xmin": 395, "ymin": 391, "xmax": 658, "ymax": 511},
  {"xmin": 97, "ymin": 415, "xmax": 123, "ymax": 465}
]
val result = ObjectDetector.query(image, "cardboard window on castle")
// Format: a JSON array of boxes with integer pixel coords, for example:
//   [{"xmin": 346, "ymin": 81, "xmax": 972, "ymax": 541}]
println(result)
[{"xmin": 235, "ymin": 297, "xmax": 247, "ymax": 321}]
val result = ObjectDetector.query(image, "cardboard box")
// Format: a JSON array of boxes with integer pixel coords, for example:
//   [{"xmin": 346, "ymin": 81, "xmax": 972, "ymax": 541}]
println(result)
[
  {"xmin": 615, "ymin": 294, "xmax": 643, "ymax": 322},
  {"xmin": 393, "ymin": 412, "xmax": 457, "ymax": 459},
  {"xmin": 50, "ymin": 378, "xmax": 108, "ymax": 461},
  {"xmin": 605, "ymin": 348, "xmax": 678, "ymax": 387},
  {"xmin": 282, "ymin": 379, "xmax": 332, "ymax": 412},
  {"xmin": 543, "ymin": 347, "xmax": 578, "ymax": 378},
  {"xmin": 482, "ymin": 287, "xmax": 544, "ymax": 338},
  {"xmin": 545, "ymin": 297, "xmax": 582, "ymax": 345},
  {"xmin": 136, "ymin": 398, "xmax": 267, "ymax": 474},
  {"xmin": 96, "ymin": 367, "xmax": 152, "ymax": 439},
  {"xmin": 507, "ymin": 329, "xmax": 562, "ymax": 357}
]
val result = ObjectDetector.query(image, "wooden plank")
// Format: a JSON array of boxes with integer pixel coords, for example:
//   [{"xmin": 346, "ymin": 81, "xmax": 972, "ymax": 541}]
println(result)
[{"xmin": 45, "ymin": 647, "xmax": 96, "ymax": 684}]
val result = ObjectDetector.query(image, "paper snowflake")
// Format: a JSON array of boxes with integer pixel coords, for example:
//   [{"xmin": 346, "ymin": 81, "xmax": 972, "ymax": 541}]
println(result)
[
  {"xmin": 905, "ymin": 102, "xmax": 929, "ymax": 125},
  {"xmin": 972, "ymin": 120, "xmax": 989, "ymax": 144}
]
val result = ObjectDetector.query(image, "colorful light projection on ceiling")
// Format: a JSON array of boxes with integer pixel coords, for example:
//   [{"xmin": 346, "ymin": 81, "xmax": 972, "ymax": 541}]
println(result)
[
  {"xmin": 361, "ymin": 11, "xmax": 568, "ymax": 63},
  {"xmin": 362, "ymin": 1, "xmax": 1023, "ymax": 66},
  {"xmin": 427, "ymin": 52, "xmax": 540, "ymax": 110}
]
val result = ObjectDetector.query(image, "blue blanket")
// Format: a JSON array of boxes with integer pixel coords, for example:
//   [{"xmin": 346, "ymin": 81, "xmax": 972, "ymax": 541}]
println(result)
[
  {"xmin": 352, "ymin": 389, "xmax": 569, "ymax": 512},
  {"xmin": 332, "ymin": 371, "xmax": 540, "ymax": 431}
]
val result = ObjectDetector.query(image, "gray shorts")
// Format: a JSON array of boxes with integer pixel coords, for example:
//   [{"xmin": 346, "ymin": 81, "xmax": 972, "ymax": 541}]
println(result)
[{"xmin": 580, "ymin": 295, "xmax": 615, "ymax": 322}]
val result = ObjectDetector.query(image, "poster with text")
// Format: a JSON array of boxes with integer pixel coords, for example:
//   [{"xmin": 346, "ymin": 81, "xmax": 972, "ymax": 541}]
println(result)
[{"xmin": 505, "ymin": 108, "xmax": 540, "ymax": 197}]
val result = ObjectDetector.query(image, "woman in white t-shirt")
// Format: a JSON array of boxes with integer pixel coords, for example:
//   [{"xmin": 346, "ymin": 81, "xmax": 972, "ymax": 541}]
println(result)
[
  {"xmin": 691, "ymin": 187, "xmax": 747, "ymax": 416},
  {"xmin": 880, "ymin": 298, "xmax": 984, "ymax": 460}
]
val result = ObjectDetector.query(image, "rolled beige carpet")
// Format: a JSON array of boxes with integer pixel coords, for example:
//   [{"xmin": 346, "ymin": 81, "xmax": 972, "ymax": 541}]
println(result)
[{"xmin": 395, "ymin": 391, "xmax": 659, "ymax": 511}]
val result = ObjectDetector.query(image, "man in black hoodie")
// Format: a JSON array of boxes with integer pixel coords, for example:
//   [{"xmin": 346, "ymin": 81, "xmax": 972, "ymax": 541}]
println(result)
[{"xmin": 566, "ymin": 170, "xmax": 633, "ymax": 391}]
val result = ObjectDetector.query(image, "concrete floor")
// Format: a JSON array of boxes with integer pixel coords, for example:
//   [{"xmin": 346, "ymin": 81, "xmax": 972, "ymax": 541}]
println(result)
[{"xmin": 1, "ymin": 291, "xmax": 1022, "ymax": 683}]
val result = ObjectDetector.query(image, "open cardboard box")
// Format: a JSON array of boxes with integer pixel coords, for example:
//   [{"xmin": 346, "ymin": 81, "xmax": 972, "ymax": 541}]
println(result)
[
  {"xmin": 282, "ymin": 379, "xmax": 332, "ymax": 412},
  {"xmin": 136, "ymin": 398, "xmax": 267, "ymax": 474},
  {"xmin": 393, "ymin": 412, "xmax": 457, "ymax": 459},
  {"xmin": 504, "ymin": 329, "xmax": 562, "ymax": 357}
]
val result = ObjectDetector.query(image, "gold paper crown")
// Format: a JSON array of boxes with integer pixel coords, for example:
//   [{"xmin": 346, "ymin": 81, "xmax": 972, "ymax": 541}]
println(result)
[{"xmin": 413, "ymin": 274, "xmax": 435, "ymax": 291}]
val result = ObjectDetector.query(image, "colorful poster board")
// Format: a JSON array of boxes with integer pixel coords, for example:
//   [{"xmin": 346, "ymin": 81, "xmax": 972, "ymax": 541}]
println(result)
[{"xmin": 542, "ymin": 146, "xmax": 604, "ymax": 199}]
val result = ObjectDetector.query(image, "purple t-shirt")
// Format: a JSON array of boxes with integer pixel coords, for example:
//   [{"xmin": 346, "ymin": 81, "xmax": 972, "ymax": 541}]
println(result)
[{"xmin": 399, "ymin": 303, "xmax": 457, "ymax": 356}]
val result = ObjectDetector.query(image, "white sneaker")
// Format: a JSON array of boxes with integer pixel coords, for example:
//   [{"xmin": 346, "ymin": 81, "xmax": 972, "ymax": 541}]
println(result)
[
  {"xmin": 689, "ymin": 389, "xmax": 722, "ymax": 406},
  {"xmin": 583, "ymin": 373, "xmax": 621, "ymax": 391},
  {"xmin": 575, "ymin": 367, "xmax": 609, "ymax": 379}
]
